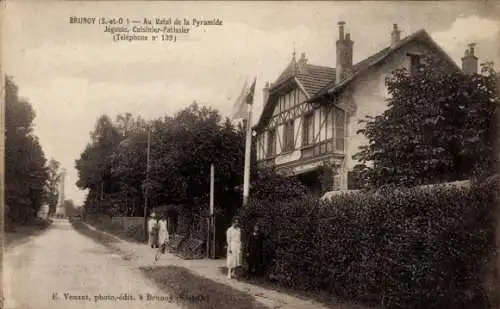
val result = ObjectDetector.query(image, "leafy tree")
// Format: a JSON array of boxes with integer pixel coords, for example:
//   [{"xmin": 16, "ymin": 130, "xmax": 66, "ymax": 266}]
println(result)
[
  {"xmin": 146, "ymin": 103, "xmax": 247, "ymax": 213},
  {"xmin": 353, "ymin": 57, "xmax": 498, "ymax": 188},
  {"xmin": 108, "ymin": 115, "xmax": 149, "ymax": 216},
  {"xmin": 5, "ymin": 76, "xmax": 49, "ymax": 224},
  {"xmin": 75, "ymin": 115, "xmax": 122, "ymax": 215},
  {"xmin": 77, "ymin": 102, "xmax": 249, "ymax": 222}
]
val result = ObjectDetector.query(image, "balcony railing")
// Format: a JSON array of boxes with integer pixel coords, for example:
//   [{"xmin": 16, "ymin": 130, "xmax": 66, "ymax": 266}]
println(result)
[
  {"xmin": 301, "ymin": 138, "xmax": 334, "ymax": 159},
  {"xmin": 258, "ymin": 137, "xmax": 344, "ymax": 166}
]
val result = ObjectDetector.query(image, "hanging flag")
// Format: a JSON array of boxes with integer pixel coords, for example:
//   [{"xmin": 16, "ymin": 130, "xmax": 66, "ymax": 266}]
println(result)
[
  {"xmin": 246, "ymin": 77, "xmax": 257, "ymax": 105},
  {"xmin": 231, "ymin": 77, "xmax": 256, "ymax": 120},
  {"xmin": 231, "ymin": 80, "xmax": 248, "ymax": 120}
]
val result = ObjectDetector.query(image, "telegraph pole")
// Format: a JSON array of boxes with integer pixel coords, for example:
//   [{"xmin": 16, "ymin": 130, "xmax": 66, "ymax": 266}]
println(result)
[{"xmin": 144, "ymin": 128, "xmax": 151, "ymax": 237}]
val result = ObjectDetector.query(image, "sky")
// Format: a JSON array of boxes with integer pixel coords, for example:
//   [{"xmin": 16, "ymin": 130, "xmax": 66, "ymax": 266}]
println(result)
[{"xmin": 3, "ymin": 1, "xmax": 500, "ymax": 205}]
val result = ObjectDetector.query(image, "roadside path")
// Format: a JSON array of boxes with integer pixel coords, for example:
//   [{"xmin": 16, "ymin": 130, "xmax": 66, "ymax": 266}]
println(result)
[{"xmin": 86, "ymin": 222, "xmax": 357, "ymax": 309}]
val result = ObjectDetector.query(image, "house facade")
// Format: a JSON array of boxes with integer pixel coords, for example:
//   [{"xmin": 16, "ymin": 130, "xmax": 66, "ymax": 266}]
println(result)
[{"xmin": 254, "ymin": 22, "xmax": 479, "ymax": 196}]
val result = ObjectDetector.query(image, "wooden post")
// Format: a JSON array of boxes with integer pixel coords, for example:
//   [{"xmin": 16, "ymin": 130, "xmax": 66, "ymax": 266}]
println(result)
[
  {"xmin": 144, "ymin": 129, "xmax": 151, "ymax": 239},
  {"xmin": 212, "ymin": 215, "xmax": 216, "ymax": 259},
  {"xmin": 210, "ymin": 164, "xmax": 215, "ymax": 258},
  {"xmin": 206, "ymin": 217, "xmax": 210, "ymax": 258},
  {"xmin": 210, "ymin": 164, "xmax": 214, "ymax": 216}
]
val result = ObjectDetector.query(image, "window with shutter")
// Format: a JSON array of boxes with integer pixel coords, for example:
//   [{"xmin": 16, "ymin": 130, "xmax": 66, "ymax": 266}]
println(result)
[
  {"xmin": 408, "ymin": 53, "xmax": 421, "ymax": 75},
  {"xmin": 267, "ymin": 129, "xmax": 276, "ymax": 157},
  {"xmin": 302, "ymin": 113, "xmax": 314, "ymax": 146},
  {"xmin": 335, "ymin": 108, "xmax": 346, "ymax": 152},
  {"xmin": 283, "ymin": 120, "xmax": 294, "ymax": 152}
]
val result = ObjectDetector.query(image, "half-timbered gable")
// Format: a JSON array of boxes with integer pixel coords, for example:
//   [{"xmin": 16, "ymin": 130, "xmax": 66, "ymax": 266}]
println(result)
[{"xmin": 255, "ymin": 21, "xmax": 466, "ymax": 196}]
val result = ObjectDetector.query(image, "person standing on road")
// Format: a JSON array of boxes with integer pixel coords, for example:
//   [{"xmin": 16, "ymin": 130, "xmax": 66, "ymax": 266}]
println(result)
[
  {"xmin": 147, "ymin": 213, "xmax": 158, "ymax": 248},
  {"xmin": 154, "ymin": 215, "xmax": 169, "ymax": 261},
  {"xmin": 226, "ymin": 217, "xmax": 242, "ymax": 279},
  {"xmin": 246, "ymin": 222, "xmax": 265, "ymax": 277}
]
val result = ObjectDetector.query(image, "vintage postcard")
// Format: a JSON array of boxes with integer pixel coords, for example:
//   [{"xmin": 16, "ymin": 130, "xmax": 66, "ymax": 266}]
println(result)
[{"xmin": 2, "ymin": 1, "xmax": 499, "ymax": 309}]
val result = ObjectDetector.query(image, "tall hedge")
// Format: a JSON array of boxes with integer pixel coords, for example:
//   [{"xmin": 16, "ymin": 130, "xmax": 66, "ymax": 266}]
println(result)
[{"xmin": 239, "ymin": 177, "xmax": 498, "ymax": 309}]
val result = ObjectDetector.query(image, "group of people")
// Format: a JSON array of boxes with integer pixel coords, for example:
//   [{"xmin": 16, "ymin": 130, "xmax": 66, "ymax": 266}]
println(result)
[
  {"xmin": 148, "ymin": 212, "xmax": 265, "ymax": 280},
  {"xmin": 147, "ymin": 213, "xmax": 169, "ymax": 249},
  {"xmin": 226, "ymin": 217, "xmax": 265, "ymax": 280}
]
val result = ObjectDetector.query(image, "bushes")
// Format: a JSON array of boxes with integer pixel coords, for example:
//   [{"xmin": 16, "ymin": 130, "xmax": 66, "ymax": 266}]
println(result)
[
  {"xmin": 124, "ymin": 224, "xmax": 147, "ymax": 242},
  {"xmin": 239, "ymin": 177, "xmax": 498, "ymax": 309}
]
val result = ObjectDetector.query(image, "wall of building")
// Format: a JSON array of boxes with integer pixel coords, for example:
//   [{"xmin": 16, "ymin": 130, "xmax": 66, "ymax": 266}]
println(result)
[{"xmin": 344, "ymin": 40, "xmax": 442, "ymax": 172}]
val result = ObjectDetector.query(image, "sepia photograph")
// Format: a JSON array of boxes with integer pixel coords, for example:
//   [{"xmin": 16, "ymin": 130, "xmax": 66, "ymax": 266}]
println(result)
[{"xmin": 2, "ymin": 1, "xmax": 499, "ymax": 309}]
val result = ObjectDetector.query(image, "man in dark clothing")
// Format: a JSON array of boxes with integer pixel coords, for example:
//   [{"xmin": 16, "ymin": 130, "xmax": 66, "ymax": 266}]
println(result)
[{"xmin": 246, "ymin": 223, "xmax": 265, "ymax": 277}]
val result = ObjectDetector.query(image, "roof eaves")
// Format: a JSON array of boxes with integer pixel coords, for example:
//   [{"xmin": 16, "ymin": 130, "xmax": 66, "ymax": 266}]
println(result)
[
  {"xmin": 256, "ymin": 76, "xmax": 298, "ymax": 130},
  {"xmin": 294, "ymin": 76, "xmax": 311, "ymax": 99},
  {"xmin": 269, "ymin": 75, "xmax": 295, "ymax": 92}
]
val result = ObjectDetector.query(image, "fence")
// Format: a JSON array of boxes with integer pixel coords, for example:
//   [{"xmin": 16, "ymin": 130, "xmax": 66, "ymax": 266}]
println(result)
[{"xmin": 111, "ymin": 216, "xmax": 144, "ymax": 232}]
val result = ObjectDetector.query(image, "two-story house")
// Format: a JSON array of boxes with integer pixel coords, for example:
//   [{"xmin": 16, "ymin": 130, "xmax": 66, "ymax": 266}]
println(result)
[{"xmin": 254, "ymin": 22, "xmax": 479, "ymax": 196}]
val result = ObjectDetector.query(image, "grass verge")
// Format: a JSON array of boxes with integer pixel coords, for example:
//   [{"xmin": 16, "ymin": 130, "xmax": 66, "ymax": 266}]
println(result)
[
  {"xmin": 141, "ymin": 265, "xmax": 269, "ymax": 309},
  {"xmin": 4, "ymin": 218, "xmax": 53, "ymax": 248},
  {"xmin": 217, "ymin": 267, "xmax": 371, "ymax": 309},
  {"xmin": 83, "ymin": 217, "xmax": 146, "ymax": 244},
  {"xmin": 69, "ymin": 219, "xmax": 119, "ymax": 245}
]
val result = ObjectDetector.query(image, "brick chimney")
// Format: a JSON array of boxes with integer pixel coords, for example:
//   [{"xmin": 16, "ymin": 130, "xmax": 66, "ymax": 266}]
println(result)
[
  {"xmin": 263, "ymin": 81, "xmax": 270, "ymax": 104},
  {"xmin": 336, "ymin": 21, "xmax": 354, "ymax": 84},
  {"xmin": 391, "ymin": 24, "xmax": 401, "ymax": 47},
  {"xmin": 461, "ymin": 43, "xmax": 478, "ymax": 74}
]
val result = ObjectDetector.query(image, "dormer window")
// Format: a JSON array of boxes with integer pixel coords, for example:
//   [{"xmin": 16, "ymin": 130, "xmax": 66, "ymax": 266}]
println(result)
[{"xmin": 267, "ymin": 128, "xmax": 276, "ymax": 157}]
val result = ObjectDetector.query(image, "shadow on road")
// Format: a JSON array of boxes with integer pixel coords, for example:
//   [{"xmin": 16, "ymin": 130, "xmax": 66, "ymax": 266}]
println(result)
[
  {"xmin": 141, "ymin": 265, "xmax": 269, "ymax": 309},
  {"xmin": 216, "ymin": 267, "xmax": 371, "ymax": 309}
]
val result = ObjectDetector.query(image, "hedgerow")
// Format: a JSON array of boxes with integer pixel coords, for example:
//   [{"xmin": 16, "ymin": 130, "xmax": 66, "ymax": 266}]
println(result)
[{"xmin": 239, "ymin": 176, "xmax": 498, "ymax": 309}]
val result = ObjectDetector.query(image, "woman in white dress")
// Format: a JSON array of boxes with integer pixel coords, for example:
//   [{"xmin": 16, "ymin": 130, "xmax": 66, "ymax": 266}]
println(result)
[
  {"xmin": 226, "ymin": 217, "xmax": 242, "ymax": 279},
  {"xmin": 158, "ymin": 215, "xmax": 168, "ymax": 246},
  {"xmin": 147, "ymin": 213, "xmax": 158, "ymax": 248}
]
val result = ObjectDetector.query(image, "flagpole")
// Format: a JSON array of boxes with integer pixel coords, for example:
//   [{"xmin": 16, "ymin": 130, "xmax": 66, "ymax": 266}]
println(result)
[
  {"xmin": 242, "ymin": 96, "xmax": 253, "ymax": 207},
  {"xmin": 232, "ymin": 77, "xmax": 255, "ymax": 208}
]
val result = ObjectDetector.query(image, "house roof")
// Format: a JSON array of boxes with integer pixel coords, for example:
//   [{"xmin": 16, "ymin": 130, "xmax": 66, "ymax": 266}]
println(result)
[
  {"xmin": 297, "ymin": 64, "xmax": 338, "ymax": 96},
  {"xmin": 255, "ymin": 28, "xmax": 461, "ymax": 130},
  {"xmin": 310, "ymin": 29, "xmax": 461, "ymax": 101},
  {"xmin": 270, "ymin": 60, "xmax": 337, "ymax": 96},
  {"xmin": 257, "ymin": 59, "xmax": 337, "ymax": 128}
]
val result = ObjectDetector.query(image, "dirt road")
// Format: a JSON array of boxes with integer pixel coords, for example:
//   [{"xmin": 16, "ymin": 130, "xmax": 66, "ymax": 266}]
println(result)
[{"xmin": 3, "ymin": 219, "xmax": 181, "ymax": 309}]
